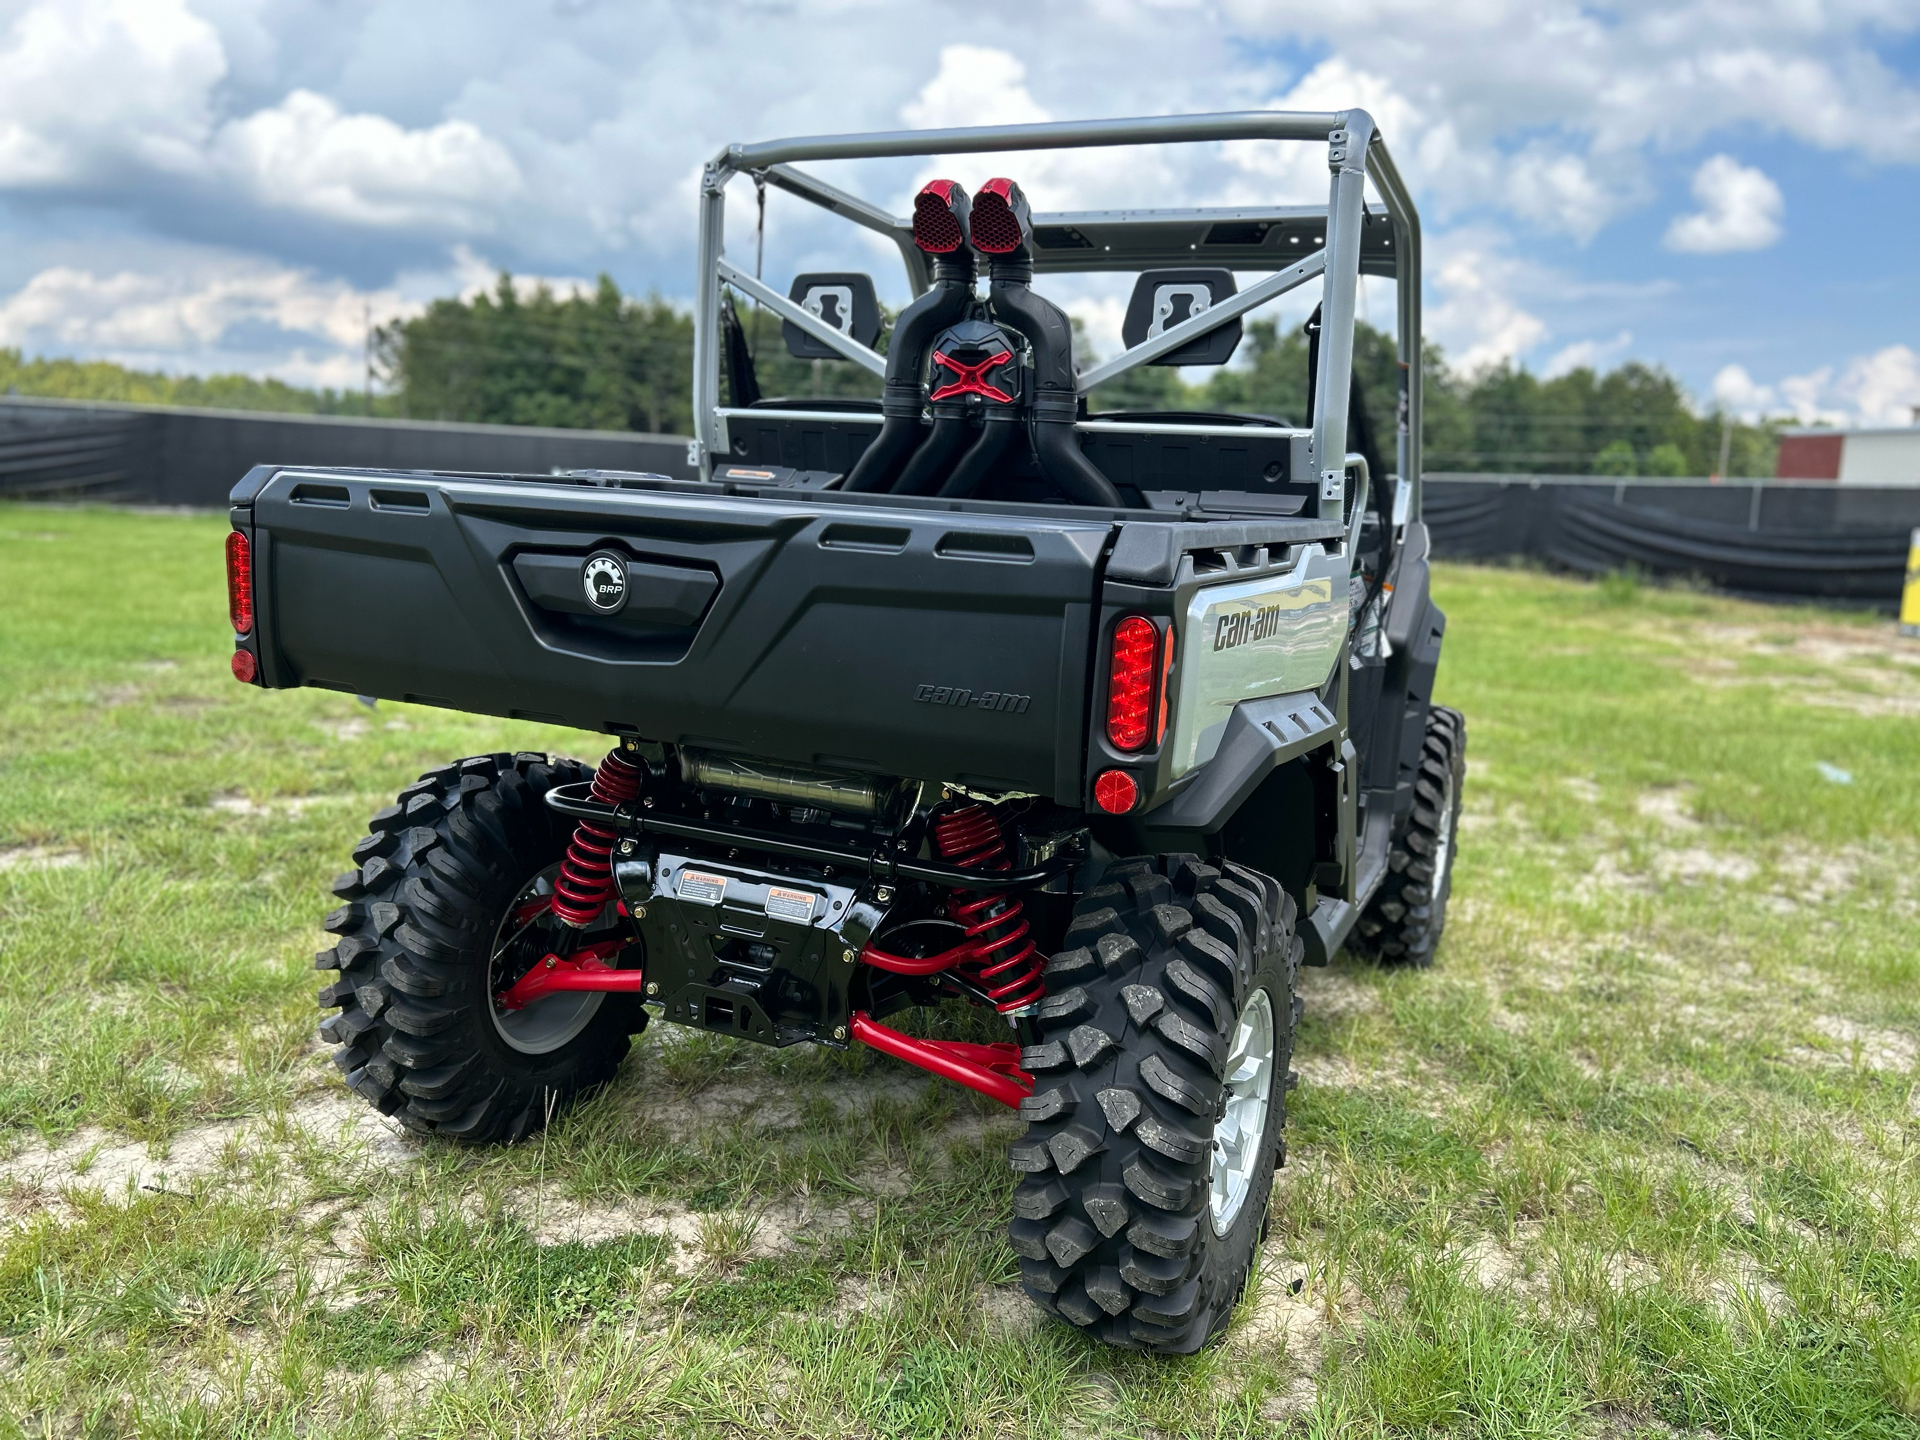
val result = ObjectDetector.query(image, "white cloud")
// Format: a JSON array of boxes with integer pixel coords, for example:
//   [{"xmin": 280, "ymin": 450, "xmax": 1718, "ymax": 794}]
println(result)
[
  {"xmin": 1665, "ymin": 155, "xmax": 1783, "ymax": 253},
  {"xmin": 1710, "ymin": 347, "xmax": 1920, "ymax": 425},
  {"xmin": 1835, "ymin": 345, "xmax": 1920, "ymax": 426},
  {"xmin": 442, "ymin": 244, "xmax": 595, "ymax": 304},
  {"xmin": 898, "ymin": 45, "xmax": 1181, "ymax": 213},
  {"xmin": 213, "ymin": 90, "xmax": 522, "ymax": 231},
  {"xmin": 1063, "ymin": 294, "xmax": 1129, "ymax": 364},
  {"xmin": 1424, "ymin": 236, "xmax": 1550, "ymax": 374},
  {"xmin": 1544, "ymin": 330, "xmax": 1633, "ymax": 378},
  {"xmin": 0, "ymin": 0, "xmax": 522, "ymax": 234},
  {"xmin": 1711, "ymin": 363, "xmax": 1776, "ymax": 421},
  {"xmin": 0, "ymin": 258, "xmax": 422, "ymax": 387},
  {"xmin": 0, "ymin": 0, "xmax": 223, "ymax": 184}
]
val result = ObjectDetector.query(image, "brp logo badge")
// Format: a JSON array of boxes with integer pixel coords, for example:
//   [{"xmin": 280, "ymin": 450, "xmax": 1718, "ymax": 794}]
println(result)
[{"xmin": 581, "ymin": 552, "xmax": 627, "ymax": 614}]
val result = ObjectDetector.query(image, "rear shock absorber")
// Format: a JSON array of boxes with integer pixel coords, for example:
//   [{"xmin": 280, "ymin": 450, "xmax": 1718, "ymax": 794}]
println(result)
[
  {"xmin": 551, "ymin": 748, "xmax": 645, "ymax": 927},
  {"xmin": 929, "ymin": 803, "xmax": 1046, "ymax": 1012}
]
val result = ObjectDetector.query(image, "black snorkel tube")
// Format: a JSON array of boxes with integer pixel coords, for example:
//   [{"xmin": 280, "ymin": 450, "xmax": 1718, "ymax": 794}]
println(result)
[
  {"xmin": 972, "ymin": 179, "xmax": 1124, "ymax": 509},
  {"xmin": 843, "ymin": 181, "xmax": 976, "ymax": 493}
]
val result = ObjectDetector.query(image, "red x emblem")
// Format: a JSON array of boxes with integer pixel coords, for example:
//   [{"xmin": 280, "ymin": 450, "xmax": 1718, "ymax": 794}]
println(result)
[{"xmin": 929, "ymin": 348, "xmax": 1014, "ymax": 404}]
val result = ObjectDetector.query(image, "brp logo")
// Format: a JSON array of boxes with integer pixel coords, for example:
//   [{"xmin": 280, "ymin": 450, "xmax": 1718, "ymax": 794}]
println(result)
[{"xmin": 581, "ymin": 552, "xmax": 627, "ymax": 613}]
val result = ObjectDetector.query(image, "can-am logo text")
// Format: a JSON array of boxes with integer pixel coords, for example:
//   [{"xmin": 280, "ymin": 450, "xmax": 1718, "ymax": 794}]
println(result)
[
  {"xmin": 1214, "ymin": 601, "xmax": 1291, "ymax": 652},
  {"xmin": 915, "ymin": 684, "xmax": 1031, "ymax": 714}
]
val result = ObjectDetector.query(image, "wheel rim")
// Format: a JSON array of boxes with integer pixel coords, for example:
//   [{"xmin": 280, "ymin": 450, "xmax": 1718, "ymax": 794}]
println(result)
[
  {"xmin": 1430, "ymin": 761, "xmax": 1457, "ymax": 895},
  {"xmin": 1210, "ymin": 987, "xmax": 1276, "ymax": 1235},
  {"xmin": 487, "ymin": 866, "xmax": 606, "ymax": 1056}
]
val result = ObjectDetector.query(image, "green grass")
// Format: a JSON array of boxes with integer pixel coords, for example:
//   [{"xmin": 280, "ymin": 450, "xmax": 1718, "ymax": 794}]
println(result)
[{"xmin": 2, "ymin": 504, "xmax": 1918, "ymax": 1437}]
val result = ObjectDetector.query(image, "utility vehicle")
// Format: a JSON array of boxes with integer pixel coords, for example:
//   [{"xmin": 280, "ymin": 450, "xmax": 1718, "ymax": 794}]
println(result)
[{"xmin": 224, "ymin": 109, "xmax": 1464, "ymax": 1353}]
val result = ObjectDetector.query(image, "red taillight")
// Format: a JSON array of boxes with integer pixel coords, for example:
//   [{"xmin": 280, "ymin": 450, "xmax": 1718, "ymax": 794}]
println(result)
[
  {"xmin": 1094, "ymin": 769, "xmax": 1138, "ymax": 814},
  {"xmin": 1107, "ymin": 615, "xmax": 1158, "ymax": 751},
  {"xmin": 231, "ymin": 648, "xmax": 257, "ymax": 683},
  {"xmin": 1156, "ymin": 628, "xmax": 1176, "ymax": 746},
  {"xmin": 226, "ymin": 530, "xmax": 253, "ymax": 635}
]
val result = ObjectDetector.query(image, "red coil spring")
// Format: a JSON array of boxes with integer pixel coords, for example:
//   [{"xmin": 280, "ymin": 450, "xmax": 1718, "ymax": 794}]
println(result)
[
  {"xmin": 930, "ymin": 804, "xmax": 1046, "ymax": 1012},
  {"xmin": 551, "ymin": 749, "xmax": 644, "ymax": 927}
]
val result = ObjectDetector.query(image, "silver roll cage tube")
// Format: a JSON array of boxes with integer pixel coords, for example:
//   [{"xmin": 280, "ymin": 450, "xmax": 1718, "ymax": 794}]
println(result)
[{"xmin": 690, "ymin": 110, "xmax": 1423, "ymax": 526}]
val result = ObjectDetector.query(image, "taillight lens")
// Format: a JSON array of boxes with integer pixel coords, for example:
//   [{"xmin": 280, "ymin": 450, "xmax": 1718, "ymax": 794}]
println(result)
[
  {"xmin": 231, "ymin": 648, "xmax": 257, "ymax": 683},
  {"xmin": 1156, "ymin": 628, "xmax": 1176, "ymax": 746},
  {"xmin": 1094, "ymin": 769, "xmax": 1139, "ymax": 814},
  {"xmin": 226, "ymin": 530, "xmax": 254, "ymax": 635},
  {"xmin": 1107, "ymin": 615, "xmax": 1158, "ymax": 751}
]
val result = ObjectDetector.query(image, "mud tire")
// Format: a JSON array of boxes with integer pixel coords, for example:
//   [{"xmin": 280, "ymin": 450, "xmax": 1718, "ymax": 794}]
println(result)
[
  {"xmin": 316, "ymin": 752, "xmax": 642, "ymax": 1145},
  {"xmin": 1353, "ymin": 704, "xmax": 1466, "ymax": 967},
  {"xmin": 1008, "ymin": 854, "xmax": 1300, "ymax": 1353}
]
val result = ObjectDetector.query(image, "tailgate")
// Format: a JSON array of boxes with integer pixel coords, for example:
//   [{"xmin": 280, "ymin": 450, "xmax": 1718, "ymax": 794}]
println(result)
[{"xmin": 246, "ymin": 469, "xmax": 1111, "ymax": 799}]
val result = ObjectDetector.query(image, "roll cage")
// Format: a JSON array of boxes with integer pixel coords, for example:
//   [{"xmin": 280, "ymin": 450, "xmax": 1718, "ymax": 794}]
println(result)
[{"xmin": 690, "ymin": 109, "xmax": 1422, "ymax": 525}]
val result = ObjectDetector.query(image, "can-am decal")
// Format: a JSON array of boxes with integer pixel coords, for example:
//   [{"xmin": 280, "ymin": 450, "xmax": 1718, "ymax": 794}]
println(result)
[{"xmin": 915, "ymin": 684, "xmax": 1031, "ymax": 714}]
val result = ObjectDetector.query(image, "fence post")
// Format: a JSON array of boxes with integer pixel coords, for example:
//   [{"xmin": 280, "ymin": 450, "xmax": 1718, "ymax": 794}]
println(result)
[{"xmin": 1902, "ymin": 527, "xmax": 1920, "ymax": 639}]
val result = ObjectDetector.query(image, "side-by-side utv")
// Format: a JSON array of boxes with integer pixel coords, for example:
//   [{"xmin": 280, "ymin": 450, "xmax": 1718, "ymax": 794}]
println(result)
[{"xmin": 223, "ymin": 108, "xmax": 1464, "ymax": 1353}]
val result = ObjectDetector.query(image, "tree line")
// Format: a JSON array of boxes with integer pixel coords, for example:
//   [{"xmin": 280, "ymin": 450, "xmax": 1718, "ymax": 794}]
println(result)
[
  {"xmin": 0, "ymin": 272, "xmax": 1784, "ymax": 476},
  {"xmin": 374, "ymin": 274, "xmax": 1781, "ymax": 476}
]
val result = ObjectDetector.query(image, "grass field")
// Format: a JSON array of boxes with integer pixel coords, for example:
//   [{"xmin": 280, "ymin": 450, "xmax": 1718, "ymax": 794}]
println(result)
[{"xmin": 2, "ymin": 503, "xmax": 1918, "ymax": 1439}]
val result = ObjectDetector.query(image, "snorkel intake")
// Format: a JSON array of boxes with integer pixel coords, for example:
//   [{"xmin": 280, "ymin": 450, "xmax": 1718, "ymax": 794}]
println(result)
[{"xmin": 843, "ymin": 181, "xmax": 977, "ymax": 493}]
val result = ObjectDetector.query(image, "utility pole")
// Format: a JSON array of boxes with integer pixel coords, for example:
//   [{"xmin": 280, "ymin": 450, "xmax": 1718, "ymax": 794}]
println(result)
[
  {"xmin": 364, "ymin": 301, "xmax": 373, "ymax": 416},
  {"xmin": 1715, "ymin": 414, "xmax": 1733, "ymax": 480}
]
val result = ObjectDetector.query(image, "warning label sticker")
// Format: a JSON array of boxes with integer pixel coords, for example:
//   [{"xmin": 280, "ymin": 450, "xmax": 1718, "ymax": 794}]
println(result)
[
  {"xmin": 675, "ymin": 869, "xmax": 728, "ymax": 905},
  {"xmin": 764, "ymin": 886, "xmax": 817, "ymax": 923}
]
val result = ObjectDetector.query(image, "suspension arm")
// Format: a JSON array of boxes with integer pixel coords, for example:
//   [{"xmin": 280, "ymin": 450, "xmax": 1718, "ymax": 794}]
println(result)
[
  {"xmin": 495, "ymin": 940, "xmax": 644, "ymax": 1010},
  {"xmin": 849, "ymin": 1012, "xmax": 1032, "ymax": 1109}
]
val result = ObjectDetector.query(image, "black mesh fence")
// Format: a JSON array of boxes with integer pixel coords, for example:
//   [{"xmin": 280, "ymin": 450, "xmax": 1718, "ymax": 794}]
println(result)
[
  {"xmin": 1425, "ymin": 474, "xmax": 1920, "ymax": 608},
  {"xmin": 0, "ymin": 397, "xmax": 694, "ymax": 506}
]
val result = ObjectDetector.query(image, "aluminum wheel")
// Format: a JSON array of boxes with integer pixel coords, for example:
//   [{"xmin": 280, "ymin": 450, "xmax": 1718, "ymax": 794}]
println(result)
[
  {"xmin": 486, "ymin": 866, "xmax": 605, "ymax": 1056},
  {"xmin": 1430, "ymin": 761, "xmax": 1457, "ymax": 892},
  {"xmin": 1209, "ymin": 986, "xmax": 1276, "ymax": 1234}
]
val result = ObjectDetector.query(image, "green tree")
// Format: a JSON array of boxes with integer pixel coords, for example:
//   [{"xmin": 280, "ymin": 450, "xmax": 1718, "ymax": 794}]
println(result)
[
  {"xmin": 0, "ymin": 348, "xmax": 381, "ymax": 415},
  {"xmin": 1644, "ymin": 441, "xmax": 1689, "ymax": 477},
  {"xmin": 379, "ymin": 274, "xmax": 693, "ymax": 432},
  {"xmin": 1592, "ymin": 439, "xmax": 1638, "ymax": 475}
]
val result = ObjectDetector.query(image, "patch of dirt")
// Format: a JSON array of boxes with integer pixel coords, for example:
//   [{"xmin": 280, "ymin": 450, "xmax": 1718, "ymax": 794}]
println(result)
[
  {"xmin": 0, "ymin": 845, "xmax": 83, "ymax": 872},
  {"xmin": 1298, "ymin": 966, "xmax": 1379, "ymax": 1021},
  {"xmin": 978, "ymin": 1282, "xmax": 1039, "ymax": 1338},
  {"xmin": 1562, "ymin": 776, "xmax": 1602, "ymax": 804},
  {"xmin": 1292, "ymin": 1053, "xmax": 1370, "ymax": 1090},
  {"xmin": 1796, "ymin": 689, "xmax": 1920, "ymax": 719},
  {"xmin": 0, "ymin": 1084, "xmax": 420, "ymax": 1220},
  {"xmin": 1458, "ymin": 1231, "xmax": 1548, "ymax": 1298},
  {"xmin": 369, "ymin": 1348, "xmax": 464, "ymax": 1413},
  {"xmin": 206, "ymin": 792, "xmax": 361, "ymax": 819},
  {"xmin": 1636, "ymin": 787, "xmax": 1700, "ymax": 832},
  {"xmin": 1235, "ymin": 1244, "xmax": 1347, "ymax": 1420},
  {"xmin": 313, "ymin": 717, "xmax": 372, "ymax": 741},
  {"xmin": 1654, "ymin": 848, "xmax": 1759, "ymax": 885},
  {"xmin": 1803, "ymin": 1016, "xmax": 1918, "ymax": 1075},
  {"xmin": 1711, "ymin": 1252, "xmax": 1791, "ymax": 1321}
]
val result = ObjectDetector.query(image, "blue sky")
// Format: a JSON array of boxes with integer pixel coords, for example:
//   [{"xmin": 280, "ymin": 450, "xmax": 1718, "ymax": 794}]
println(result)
[{"xmin": 0, "ymin": 0, "xmax": 1912, "ymax": 424}]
